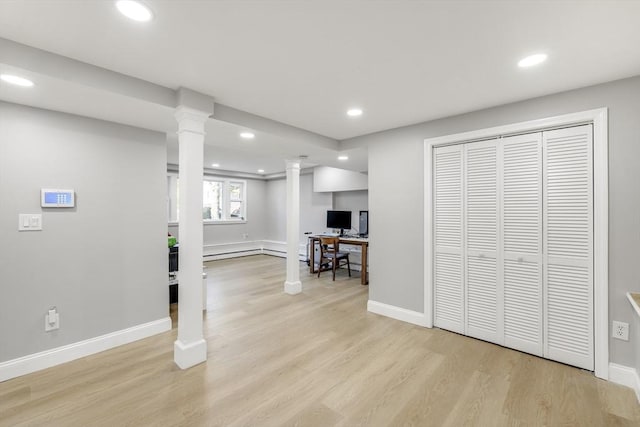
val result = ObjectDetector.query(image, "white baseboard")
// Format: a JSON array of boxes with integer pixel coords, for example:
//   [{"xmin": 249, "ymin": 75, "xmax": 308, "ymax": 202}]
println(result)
[
  {"xmin": 609, "ymin": 363, "xmax": 640, "ymax": 403},
  {"xmin": 261, "ymin": 240, "xmax": 306, "ymax": 261},
  {"xmin": 174, "ymin": 338, "xmax": 207, "ymax": 369},
  {"xmin": 204, "ymin": 249, "xmax": 263, "ymax": 261},
  {"xmin": 200, "ymin": 239, "xmax": 363, "ymax": 266},
  {"xmin": 203, "ymin": 241, "xmax": 263, "ymax": 261},
  {"xmin": 367, "ymin": 300, "xmax": 430, "ymax": 327},
  {"xmin": 284, "ymin": 280, "xmax": 302, "ymax": 295},
  {"xmin": 0, "ymin": 317, "xmax": 172, "ymax": 382}
]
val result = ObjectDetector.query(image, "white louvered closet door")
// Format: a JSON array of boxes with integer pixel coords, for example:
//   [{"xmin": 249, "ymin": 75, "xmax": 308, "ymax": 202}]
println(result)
[
  {"xmin": 434, "ymin": 145, "xmax": 464, "ymax": 334},
  {"xmin": 464, "ymin": 140, "xmax": 501, "ymax": 344},
  {"xmin": 501, "ymin": 133, "xmax": 543, "ymax": 356},
  {"xmin": 543, "ymin": 125, "xmax": 594, "ymax": 370}
]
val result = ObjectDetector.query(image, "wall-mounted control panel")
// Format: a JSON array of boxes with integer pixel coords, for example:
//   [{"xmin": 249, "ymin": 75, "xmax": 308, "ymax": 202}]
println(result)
[{"xmin": 41, "ymin": 189, "xmax": 75, "ymax": 207}]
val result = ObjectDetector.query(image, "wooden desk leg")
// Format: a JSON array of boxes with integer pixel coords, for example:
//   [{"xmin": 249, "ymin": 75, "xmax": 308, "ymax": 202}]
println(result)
[
  {"xmin": 361, "ymin": 243, "xmax": 368, "ymax": 285},
  {"xmin": 309, "ymin": 238, "xmax": 316, "ymax": 274}
]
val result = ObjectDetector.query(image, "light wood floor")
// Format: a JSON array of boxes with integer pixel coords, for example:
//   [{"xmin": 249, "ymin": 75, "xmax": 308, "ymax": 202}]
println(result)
[{"xmin": 1, "ymin": 255, "xmax": 638, "ymax": 426}]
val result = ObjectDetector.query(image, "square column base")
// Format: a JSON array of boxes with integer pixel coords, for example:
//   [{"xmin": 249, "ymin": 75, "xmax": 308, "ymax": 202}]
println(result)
[
  {"xmin": 174, "ymin": 338, "xmax": 207, "ymax": 369},
  {"xmin": 284, "ymin": 280, "xmax": 302, "ymax": 295}
]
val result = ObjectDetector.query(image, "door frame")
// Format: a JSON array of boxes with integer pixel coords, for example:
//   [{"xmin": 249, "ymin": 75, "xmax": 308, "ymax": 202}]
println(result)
[{"xmin": 424, "ymin": 108, "xmax": 609, "ymax": 379}]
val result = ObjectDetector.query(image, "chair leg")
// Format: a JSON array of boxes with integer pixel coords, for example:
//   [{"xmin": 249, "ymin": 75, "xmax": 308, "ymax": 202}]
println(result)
[
  {"xmin": 332, "ymin": 259, "xmax": 336, "ymax": 281},
  {"xmin": 347, "ymin": 257, "xmax": 351, "ymax": 277}
]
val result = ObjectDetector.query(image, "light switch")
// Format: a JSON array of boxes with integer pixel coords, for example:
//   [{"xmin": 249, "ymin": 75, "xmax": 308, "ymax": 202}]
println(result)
[{"xmin": 19, "ymin": 214, "xmax": 42, "ymax": 231}]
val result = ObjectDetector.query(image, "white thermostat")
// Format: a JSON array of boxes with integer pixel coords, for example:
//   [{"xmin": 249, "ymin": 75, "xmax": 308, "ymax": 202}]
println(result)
[{"xmin": 41, "ymin": 189, "xmax": 75, "ymax": 207}]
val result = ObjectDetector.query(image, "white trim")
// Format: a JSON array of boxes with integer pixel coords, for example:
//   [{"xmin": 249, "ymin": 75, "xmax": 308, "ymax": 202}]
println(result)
[
  {"xmin": 424, "ymin": 108, "xmax": 609, "ymax": 379},
  {"xmin": 424, "ymin": 109, "xmax": 607, "ymax": 147},
  {"xmin": 592, "ymin": 109, "xmax": 609, "ymax": 379},
  {"xmin": 200, "ymin": 240, "xmax": 308, "ymax": 262},
  {"xmin": 261, "ymin": 239, "xmax": 289, "ymax": 256},
  {"xmin": 198, "ymin": 239, "xmax": 363, "ymax": 266},
  {"xmin": 202, "ymin": 240, "xmax": 263, "ymax": 261},
  {"xmin": 367, "ymin": 300, "xmax": 429, "ymax": 327},
  {"xmin": 202, "ymin": 220, "xmax": 247, "ymax": 225},
  {"xmin": 204, "ymin": 250, "xmax": 263, "ymax": 261},
  {"xmin": 262, "ymin": 240, "xmax": 307, "ymax": 261},
  {"xmin": 174, "ymin": 338, "xmax": 207, "ymax": 370},
  {"xmin": 609, "ymin": 363, "xmax": 640, "ymax": 403},
  {"xmin": 424, "ymin": 134, "xmax": 434, "ymax": 328},
  {"xmin": 284, "ymin": 281, "xmax": 302, "ymax": 295},
  {"xmin": 0, "ymin": 317, "xmax": 171, "ymax": 382}
]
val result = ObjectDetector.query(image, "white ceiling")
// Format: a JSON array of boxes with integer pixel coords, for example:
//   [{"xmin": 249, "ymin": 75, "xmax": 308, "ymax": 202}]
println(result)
[{"xmin": 1, "ymin": 1, "xmax": 640, "ymax": 171}]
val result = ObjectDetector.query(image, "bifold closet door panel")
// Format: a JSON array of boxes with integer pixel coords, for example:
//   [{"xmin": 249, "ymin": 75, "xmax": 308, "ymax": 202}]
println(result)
[
  {"xmin": 434, "ymin": 145, "xmax": 464, "ymax": 334},
  {"xmin": 464, "ymin": 140, "xmax": 501, "ymax": 344},
  {"xmin": 501, "ymin": 133, "xmax": 543, "ymax": 356},
  {"xmin": 543, "ymin": 125, "xmax": 594, "ymax": 371}
]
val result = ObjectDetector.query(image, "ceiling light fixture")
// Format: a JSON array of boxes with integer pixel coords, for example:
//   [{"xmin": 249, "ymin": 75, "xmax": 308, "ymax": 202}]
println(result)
[
  {"xmin": 518, "ymin": 53, "xmax": 547, "ymax": 68},
  {"xmin": 0, "ymin": 74, "xmax": 34, "ymax": 87},
  {"xmin": 116, "ymin": 0, "xmax": 153, "ymax": 22},
  {"xmin": 211, "ymin": 163, "xmax": 220, "ymax": 167},
  {"xmin": 338, "ymin": 155, "xmax": 349, "ymax": 161},
  {"xmin": 258, "ymin": 169, "xmax": 265, "ymax": 173},
  {"xmin": 240, "ymin": 132, "xmax": 255, "ymax": 139},
  {"xmin": 347, "ymin": 108, "xmax": 363, "ymax": 117}
]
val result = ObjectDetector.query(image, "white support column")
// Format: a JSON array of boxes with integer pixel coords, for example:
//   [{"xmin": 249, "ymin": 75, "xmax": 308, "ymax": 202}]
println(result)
[
  {"xmin": 174, "ymin": 106, "xmax": 209, "ymax": 369},
  {"xmin": 284, "ymin": 159, "xmax": 302, "ymax": 294}
]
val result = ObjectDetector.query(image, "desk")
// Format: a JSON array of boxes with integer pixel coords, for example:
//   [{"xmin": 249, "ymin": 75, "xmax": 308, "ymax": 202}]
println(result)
[{"xmin": 308, "ymin": 236, "xmax": 369, "ymax": 285}]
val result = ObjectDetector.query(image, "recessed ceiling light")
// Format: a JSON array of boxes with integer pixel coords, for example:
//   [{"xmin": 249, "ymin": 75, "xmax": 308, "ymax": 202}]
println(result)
[
  {"xmin": 240, "ymin": 132, "xmax": 255, "ymax": 139},
  {"xmin": 116, "ymin": 0, "xmax": 153, "ymax": 22},
  {"xmin": 211, "ymin": 163, "xmax": 220, "ymax": 167},
  {"xmin": 0, "ymin": 74, "xmax": 34, "ymax": 87},
  {"xmin": 338, "ymin": 155, "xmax": 349, "ymax": 161},
  {"xmin": 258, "ymin": 169, "xmax": 265, "ymax": 173},
  {"xmin": 347, "ymin": 108, "xmax": 363, "ymax": 117},
  {"xmin": 518, "ymin": 53, "xmax": 547, "ymax": 68}
]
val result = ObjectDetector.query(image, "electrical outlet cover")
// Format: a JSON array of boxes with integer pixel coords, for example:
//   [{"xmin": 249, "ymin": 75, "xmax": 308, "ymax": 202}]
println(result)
[
  {"xmin": 612, "ymin": 321, "xmax": 629, "ymax": 341},
  {"xmin": 45, "ymin": 313, "xmax": 60, "ymax": 332}
]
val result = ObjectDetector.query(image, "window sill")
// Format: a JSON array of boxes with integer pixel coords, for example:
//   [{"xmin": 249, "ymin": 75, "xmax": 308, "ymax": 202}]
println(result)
[{"xmin": 168, "ymin": 220, "xmax": 247, "ymax": 226}]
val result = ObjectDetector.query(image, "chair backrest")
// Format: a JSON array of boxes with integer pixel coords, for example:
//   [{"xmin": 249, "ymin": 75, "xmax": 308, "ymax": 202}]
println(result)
[{"xmin": 319, "ymin": 236, "xmax": 339, "ymax": 255}]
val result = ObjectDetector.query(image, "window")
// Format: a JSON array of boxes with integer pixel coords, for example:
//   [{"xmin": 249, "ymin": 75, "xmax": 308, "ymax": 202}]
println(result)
[
  {"xmin": 202, "ymin": 180, "xmax": 223, "ymax": 220},
  {"xmin": 228, "ymin": 181, "xmax": 244, "ymax": 219},
  {"xmin": 167, "ymin": 174, "xmax": 247, "ymax": 223}
]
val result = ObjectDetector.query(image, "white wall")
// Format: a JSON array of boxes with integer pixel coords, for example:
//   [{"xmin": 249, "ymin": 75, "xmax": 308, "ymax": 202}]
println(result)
[
  {"xmin": 343, "ymin": 74, "xmax": 640, "ymax": 368},
  {"xmin": 0, "ymin": 102, "xmax": 167, "ymax": 363}
]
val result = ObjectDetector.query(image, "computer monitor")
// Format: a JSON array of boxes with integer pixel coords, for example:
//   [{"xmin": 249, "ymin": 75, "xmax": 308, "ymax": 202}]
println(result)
[{"xmin": 326, "ymin": 210, "xmax": 352, "ymax": 236}]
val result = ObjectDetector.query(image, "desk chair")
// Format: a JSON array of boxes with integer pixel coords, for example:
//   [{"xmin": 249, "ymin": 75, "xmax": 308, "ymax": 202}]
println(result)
[{"xmin": 318, "ymin": 236, "xmax": 351, "ymax": 281}]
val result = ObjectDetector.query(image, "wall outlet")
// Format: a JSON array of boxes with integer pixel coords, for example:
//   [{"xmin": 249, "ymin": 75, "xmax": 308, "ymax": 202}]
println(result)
[
  {"xmin": 242, "ymin": 233, "xmax": 249, "ymax": 239},
  {"xmin": 45, "ymin": 307, "xmax": 60, "ymax": 332},
  {"xmin": 612, "ymin": 320, "xmax": 629, "ymax": 341}
]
